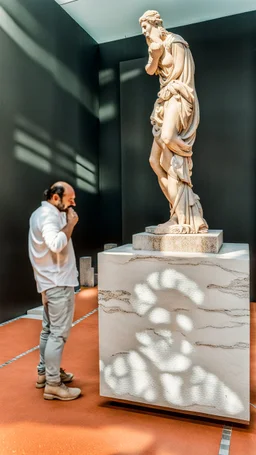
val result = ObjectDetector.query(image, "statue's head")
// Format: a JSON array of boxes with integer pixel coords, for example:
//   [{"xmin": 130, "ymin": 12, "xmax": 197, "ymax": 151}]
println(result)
[{"xmin": 139, "ymin": 10, "xmax": 166, "ymax": 41}]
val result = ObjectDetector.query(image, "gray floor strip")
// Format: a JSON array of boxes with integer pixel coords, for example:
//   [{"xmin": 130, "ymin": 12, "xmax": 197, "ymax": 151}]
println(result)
[
  {"xmin": 72, "ymin": 308, "xmax": 98, "ymax": 327},
  {"xmin": 0, "ymin": 307, "xmax": 98, "ymax": 369},
  {"xmin": 0, "ymin": 290, "xmax": 81, "ymax": 326},
  {"xmin": 218, "ymin": 427, "xmax": 232, "ymax": 455},
  {"xmin": 0, "ymin": 315, "xmax": 24, "ymax": 328},
  {"xmin": 0, "ymin": 345, "xmax": 40, "ymax": 369}
]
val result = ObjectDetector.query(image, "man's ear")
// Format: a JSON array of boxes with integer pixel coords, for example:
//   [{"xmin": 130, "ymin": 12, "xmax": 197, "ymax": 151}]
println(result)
[{"xmin": 52, "ymin": 194, "xmax": 59, "ymax": 202}]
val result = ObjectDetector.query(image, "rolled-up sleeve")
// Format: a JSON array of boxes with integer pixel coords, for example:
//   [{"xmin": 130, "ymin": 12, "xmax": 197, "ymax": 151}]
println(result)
[{"xmin": 41, "ymin": 214, "xmax": 68, "ymax": 253}]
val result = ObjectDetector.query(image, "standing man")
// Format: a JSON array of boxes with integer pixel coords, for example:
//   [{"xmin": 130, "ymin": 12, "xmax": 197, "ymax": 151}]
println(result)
[{"xmin": 28, "ymin": 182, "xmax": 81, "ymax": 401}]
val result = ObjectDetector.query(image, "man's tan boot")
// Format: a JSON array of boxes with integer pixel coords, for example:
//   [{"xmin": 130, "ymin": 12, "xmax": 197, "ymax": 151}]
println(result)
[
  {"xmin": 44, "ymin": 382, "xmax": 81, "ymax": 401},
  {"xmin": 36, "ymin": 368, "xmax": 74, "ymax": 389}
]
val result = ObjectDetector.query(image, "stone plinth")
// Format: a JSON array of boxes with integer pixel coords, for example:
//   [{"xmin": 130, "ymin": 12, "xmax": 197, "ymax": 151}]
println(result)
[
  {"xmin": 104, "ymin": 243, "xmax": 118, "ymax": 251},
  {"xmin": 79, "ymin": 257, "xmax": 94, "ymax": 287},
  {"xmin": 98, "ymin": 243, "xmax": 250, "ymax": 423},
  {"xmin": 133, "ymin": 229, "xmax": 223, "ymax": 254}
]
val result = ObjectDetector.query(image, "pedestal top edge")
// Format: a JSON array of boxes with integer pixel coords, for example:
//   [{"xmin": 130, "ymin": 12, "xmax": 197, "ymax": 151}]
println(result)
[
  {"xmin": 98, "ymin": 243, "xmax": 249, "ymax": 259},
  {"xmin": 143, "ymin": 228, "xmax": 223, "ymax": 237}
]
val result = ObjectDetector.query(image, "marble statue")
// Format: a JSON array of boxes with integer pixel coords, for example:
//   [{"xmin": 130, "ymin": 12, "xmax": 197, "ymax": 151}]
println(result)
[{"xmin": 139, "ymin": 10, "xmax": 208, "ymax": 234}]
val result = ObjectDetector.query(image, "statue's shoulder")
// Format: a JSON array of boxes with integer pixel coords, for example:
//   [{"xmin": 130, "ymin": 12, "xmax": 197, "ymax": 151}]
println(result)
[{"xmin": 166, "ymin": 33, "xmax": 189, "ymax": 49}]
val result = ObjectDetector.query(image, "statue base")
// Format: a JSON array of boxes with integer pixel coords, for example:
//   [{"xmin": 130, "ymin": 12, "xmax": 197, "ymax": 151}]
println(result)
[
  {"xmin": 98, "ymin": 242, "xmax": 250, "ymax": 423},
  {"xmin": 133, "ymin": 228, "xmax": 223, "ymax": 253}
]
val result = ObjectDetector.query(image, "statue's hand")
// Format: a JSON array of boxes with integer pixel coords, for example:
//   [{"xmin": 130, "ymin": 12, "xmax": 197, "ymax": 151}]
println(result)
[{"xmin": 149, "ymin": 42, "xmax": 163, "ymax": 58}]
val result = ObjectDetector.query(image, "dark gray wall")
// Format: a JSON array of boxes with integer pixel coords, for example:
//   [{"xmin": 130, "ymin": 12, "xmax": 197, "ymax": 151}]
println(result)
[
  {"xmin": 120, "ymin": 58, "xmax": 164, "ymax": 241},
  {"xmin": 0, "ymin": 0, "xmax": 99, "ymax": 322},
  {"xmin": 99, "ymin": 11, "xmax": 256, "ymax": 298}
]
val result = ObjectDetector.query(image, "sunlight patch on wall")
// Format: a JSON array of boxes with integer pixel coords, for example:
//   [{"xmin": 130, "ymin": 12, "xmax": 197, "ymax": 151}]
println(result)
[
  {"xmin": 13, "ymin": 118, "xmax": 99, "ymax": 194},
  {"xmin": 120, "ymin": 68, "xmax": 143, "ymax": 83},
  {"xmin": 99, "ymin": 68, "xmax": 115, "ymax": 86},
  {"xmin": 76, "ymin": 178, "xmax": 97, "ymax": 194},
  {"xmin": 16, "ymin": 115, "xmax": 51, "ymax": 143},
  {"xmin": 14, "ymin": 145, "xmax": 51, "ymax": 173},
  {"xmin": 99, "ymin": 103, "xmax": 117, "ymax": 123},
  {"xmin": 56, "ymin": 141, "xmax": 76, "ymax": 159},
  {"xmin": 14, "ymin": 130, "xmax": 52, "ymax": 159},
  {"xmin": 76, "ymin": 154, "xmax": 96, "ymax": 174}
]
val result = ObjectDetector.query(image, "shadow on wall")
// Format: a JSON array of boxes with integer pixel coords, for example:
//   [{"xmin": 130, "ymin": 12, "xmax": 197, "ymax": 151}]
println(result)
[
  {"xmin": 99, "ymin": 267, "xmax": 248, "ymax": 420},
  {"xmin": 0, "ymin": 4, "xmax": 98, "ymax": 118}
]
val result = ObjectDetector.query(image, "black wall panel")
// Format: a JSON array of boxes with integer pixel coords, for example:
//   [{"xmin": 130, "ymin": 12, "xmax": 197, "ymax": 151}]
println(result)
[{"xmin": 0, "ymin": 0, "xmax": 99, "ymax": 321}]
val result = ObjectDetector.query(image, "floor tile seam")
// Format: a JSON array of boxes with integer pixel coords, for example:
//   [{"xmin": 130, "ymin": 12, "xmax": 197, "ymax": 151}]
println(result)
[
  {"xmin": 0, "ymin": 308, "xmax": 98, "ymax": 369},
  {"xmin": 0, "ymin": 290, "xmax": 82, "ymax": 327},
  {"xmin": 218, "ymin": 427, "xmax": 232, "ymax": 455}
]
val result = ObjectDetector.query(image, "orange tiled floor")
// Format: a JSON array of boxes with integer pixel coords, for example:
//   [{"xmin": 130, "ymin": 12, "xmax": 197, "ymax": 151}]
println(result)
[{"xmin": 0, "ymin": 290, "xmax": 255, "ymax": 455}]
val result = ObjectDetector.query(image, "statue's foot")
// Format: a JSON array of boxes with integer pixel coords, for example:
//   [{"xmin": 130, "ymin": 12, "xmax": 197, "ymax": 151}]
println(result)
[
  {"xmin": 198, "ymin": 225, "xmax": 208, "ymax": 234},
  {"xmin": 154, "ymin": 219, "xmax": 194, "ymax": 234},
  {"xmin": 154, "ymin": 218, "xmax": 178, "ymax": 234}
]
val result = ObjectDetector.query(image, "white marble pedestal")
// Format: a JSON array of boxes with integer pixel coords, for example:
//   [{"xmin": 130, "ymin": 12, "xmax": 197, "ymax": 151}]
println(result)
[{"xmin": 98, "ymin": 244, "xmax": 250, "ymax": 424}]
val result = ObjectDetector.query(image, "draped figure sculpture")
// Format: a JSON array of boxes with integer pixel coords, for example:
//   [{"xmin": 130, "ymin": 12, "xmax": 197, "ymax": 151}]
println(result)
[{"xmin": 139, "ymin": 11, "xmax": 208, "ymax": 234}]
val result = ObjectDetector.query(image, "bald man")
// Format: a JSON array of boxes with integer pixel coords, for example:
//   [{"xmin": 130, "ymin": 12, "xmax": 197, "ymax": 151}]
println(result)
[{"xmin": 28, "ymin": 182, "xmax": 81, "ymax": 401}]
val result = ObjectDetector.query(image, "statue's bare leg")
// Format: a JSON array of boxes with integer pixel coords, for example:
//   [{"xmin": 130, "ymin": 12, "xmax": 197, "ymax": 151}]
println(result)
[
  {"xmin": 166, "ymin": 161, "xmax": 179, "ymax": 207},
  {"xmin": 153, "ymin": 170, "xmax": 180, "ymax": 232},
  {"xmin": 149, "ymin": 139, "xmax": 171, "ymax": 204},
  {"xmin": 150, "ymin": 139, "xmax": 180, "ymax": 231}
]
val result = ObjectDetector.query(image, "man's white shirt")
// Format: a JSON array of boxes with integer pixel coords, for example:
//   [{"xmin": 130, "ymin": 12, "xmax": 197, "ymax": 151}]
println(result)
[{"xmin": 28, "ymin": 201, "xmax": 79, "ymax": 293}]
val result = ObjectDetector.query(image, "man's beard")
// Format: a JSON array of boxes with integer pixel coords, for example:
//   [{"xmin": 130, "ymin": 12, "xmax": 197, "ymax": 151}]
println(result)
[
  {"xmin": 56, "ymin": 201, "xmax": 67, "ymax": 212},
  {"xmin": 56, "ymin": 202, "xmax": 74, "ymax": 213}
]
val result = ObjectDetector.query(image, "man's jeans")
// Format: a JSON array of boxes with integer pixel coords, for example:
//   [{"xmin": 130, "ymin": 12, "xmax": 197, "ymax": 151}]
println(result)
[{"xmin": 37, "ymin": 286, "xmax": 74, "ymax": 385}]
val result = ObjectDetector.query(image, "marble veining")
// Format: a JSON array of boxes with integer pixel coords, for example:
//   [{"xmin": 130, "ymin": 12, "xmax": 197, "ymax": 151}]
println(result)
[
  {"xmin": 98, "ymin": 243, "xmax": 250, "ymax": 423},
  {"xmin": 197, "ymin": 322, "xmax": 249, "ymax": 329},
  {"xmin": 198, "ymin": 308, "xmax": 249, "ymax": 317},
  {"xmin": 98, "ymin": 290, "xmax": 131, "ymax": 303},
  {"xmin": 99, "ymin": 303, "xmax": 141, "ymax": 317},
  {"xmin": 194, "ymin": 342, "xmax": 249, "ymax": 349},
  {"xmin": 125, "ymin": 257, "xmax": 248, "ymax": 277},
  {"xmin": 207, "ymin": 277, "xmax": 249, "ymax": 298}
]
